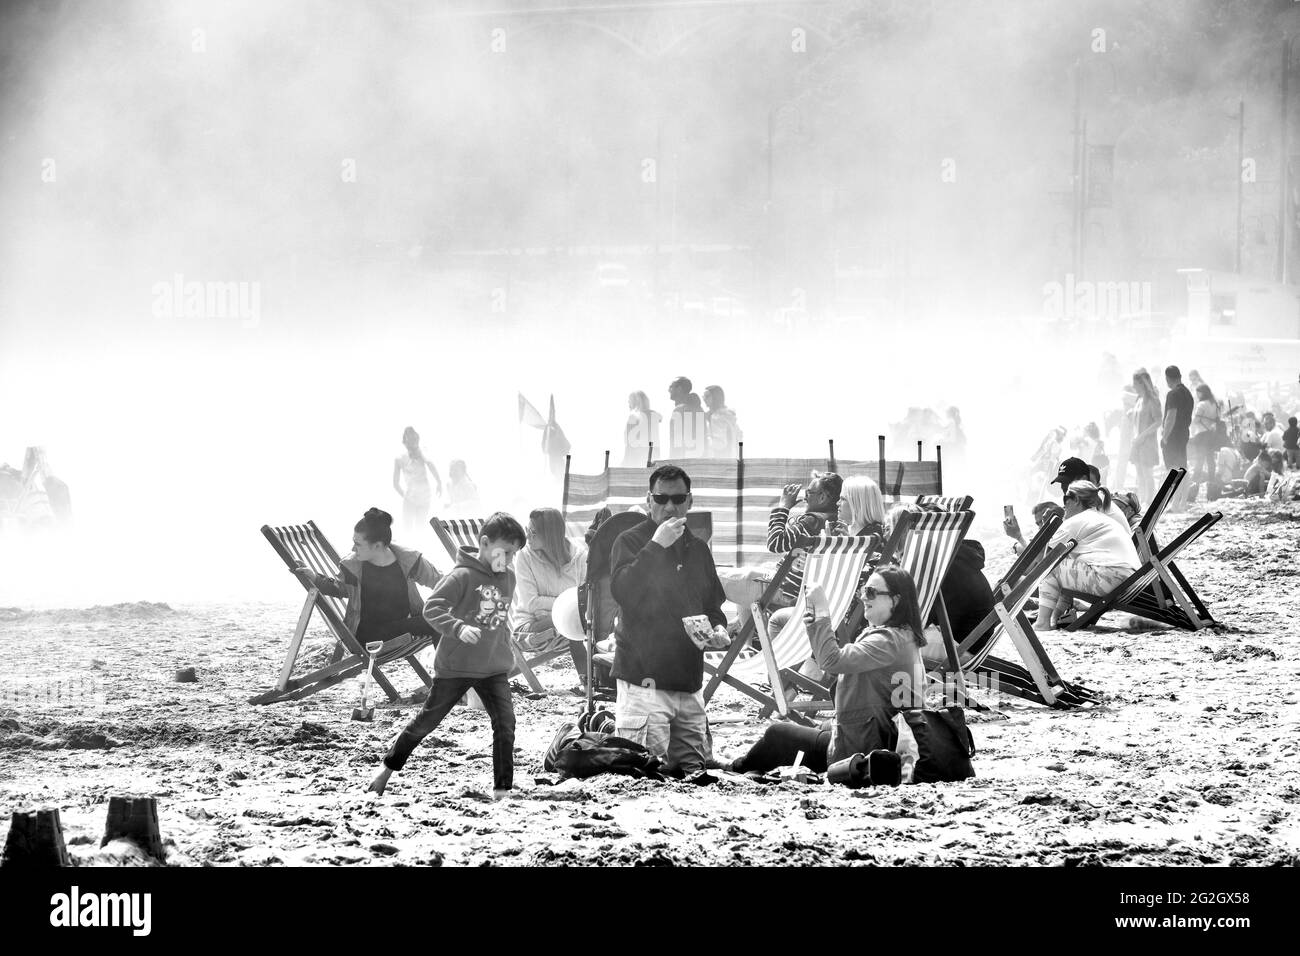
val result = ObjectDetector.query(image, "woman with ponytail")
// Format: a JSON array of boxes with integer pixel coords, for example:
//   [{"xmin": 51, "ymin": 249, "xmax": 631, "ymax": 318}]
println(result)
[
  {"xmin": 1034, "ymin": 480, "xmax": 1140, "ymax": 630},
  {"xmin": 295, "ymin": 508, "xmax": 443, "ymax": 647}
]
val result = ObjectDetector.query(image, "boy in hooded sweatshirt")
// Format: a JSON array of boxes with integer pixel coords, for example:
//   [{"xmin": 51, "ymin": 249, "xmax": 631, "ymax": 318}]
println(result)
[{"xmin": 370, "ymin": 512, "xmax": 527, "ymax": 799}]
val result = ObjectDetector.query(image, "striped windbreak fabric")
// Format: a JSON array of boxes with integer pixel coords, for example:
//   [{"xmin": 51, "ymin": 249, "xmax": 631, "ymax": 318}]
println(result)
[{"xmin": 564, "ymin": 457, "xmax": 940, "ymax": 567}]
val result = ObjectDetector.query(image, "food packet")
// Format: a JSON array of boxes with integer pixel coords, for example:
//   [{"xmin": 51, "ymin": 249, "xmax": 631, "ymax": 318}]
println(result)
[{"xmin": 682, "ymin": 614, "xmax": 715, "ymax": 650}]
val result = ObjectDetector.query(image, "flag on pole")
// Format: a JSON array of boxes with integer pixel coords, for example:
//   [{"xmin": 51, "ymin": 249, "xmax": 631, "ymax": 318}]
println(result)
[
  {"xmin": 541, "ymin": 394, "xmax": 571, "ymax": 478},
  {"xmin": 518, "ymin": 393, "xmax": 547, "ymax": 429}
]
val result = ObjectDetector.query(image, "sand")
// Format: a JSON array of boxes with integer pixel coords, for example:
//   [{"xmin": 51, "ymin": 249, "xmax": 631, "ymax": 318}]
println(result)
[{"xmin": 2, "ymin": 499, "xmax": 1298, "ymax": 867}]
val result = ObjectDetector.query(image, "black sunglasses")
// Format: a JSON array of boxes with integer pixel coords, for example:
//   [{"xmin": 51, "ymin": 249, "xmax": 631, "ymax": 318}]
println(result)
[
  {"xmin": 861, "ymin": 586, "xmax": 895, "ymax": 601},
  {"xmin": 1064, "ymin": 492, "xmax": 1078, "ymax": 502},
  {"xmin": 651, "ymin": 493, "xmax": 689, "ymax": 505}
]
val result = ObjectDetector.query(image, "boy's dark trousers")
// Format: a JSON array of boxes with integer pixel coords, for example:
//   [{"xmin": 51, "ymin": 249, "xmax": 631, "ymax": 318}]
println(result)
[{"xmin": 382, "ymin": 672, "xmax": 515, "ymax": 790}]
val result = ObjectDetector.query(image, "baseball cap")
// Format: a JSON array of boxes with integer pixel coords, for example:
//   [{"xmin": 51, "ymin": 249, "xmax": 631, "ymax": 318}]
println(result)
[{"xmin": 1051, "ymin": 457, "xmax": 1090, "ymax": 486}]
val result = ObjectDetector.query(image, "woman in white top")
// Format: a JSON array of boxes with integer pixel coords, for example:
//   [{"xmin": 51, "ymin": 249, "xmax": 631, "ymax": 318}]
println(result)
[
  {"xmin": 1035, "ymin": 481, "xmax": 1140, "ymax": 631},
  {"xmin": 1189, "ymin": 384, "xmax": 1220, "ymax": 486},
  {"xmin": 623, "ymin": 391, "xmax": 663, "ymax": 466},
  {"xmin": 510, "ymin": 507, "xmax": 589, "ymax": 683},
  {"xmin": 393, "ymin": 427, "xmax": 442, "ymax": 532}
]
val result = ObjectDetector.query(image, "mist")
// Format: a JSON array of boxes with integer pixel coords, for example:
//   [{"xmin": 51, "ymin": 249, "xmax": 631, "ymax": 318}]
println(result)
[{"xmin": 3, "ymin": 0, "xmax": 1296, "ymax": 606}]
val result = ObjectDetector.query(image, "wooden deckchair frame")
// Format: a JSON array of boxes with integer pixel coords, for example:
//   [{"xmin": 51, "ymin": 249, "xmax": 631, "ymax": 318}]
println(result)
[
  {"xmin": 1058, "ymin": 468, "xmax": 1219, "ymax": 631},
  {"xmin": 1062, "ymin": 510, "xmax": 1222, "ymax": 632},
  {"xmin": 250, "ymin": 521, "xmax": 435, "ymax": 705},
  {"xmin": 760, "ymin": 535, "xmax": 877, "ymax": 722},
  {"xmin": 930, "ymin": 513, "xmax": 1093, "ymax": 708}
]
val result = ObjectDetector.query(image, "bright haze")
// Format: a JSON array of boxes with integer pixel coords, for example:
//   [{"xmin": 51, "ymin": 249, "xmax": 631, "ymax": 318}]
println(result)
[{"xmin": 1, "ymin": 0, "xmax": 1293, "ymax": 604}]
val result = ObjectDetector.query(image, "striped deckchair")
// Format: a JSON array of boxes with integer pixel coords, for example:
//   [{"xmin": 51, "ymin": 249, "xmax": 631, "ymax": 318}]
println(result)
[
  {"xmin": 249, "ymin": 521, "xmax": 435, "ymax": 705},
  {"xmin": 1064, "ymin": 468, "xmax": 1221, "ymax": 631},
  {"xmin": 874, "ymin": 509, "xmax": 976, "ymax": 704},
  {"xmin": 429, "ymin": 514, "xmax": 486, "ymax": 564},
  {"xmin": 916, "ymin": 494, "xmax": 974, "ymax": 512},
  {"xmin": 1063, "ymin": 511, "xmax": 1222, "ymax": 632},
  {"xmin": 701, "ymin": 535, "xmax": 876, "ymax": 724},
  {"xmin": 761, "ymin": 536, "xmax": 878, "ymax": 722},
  {"xmin": 937, "ymin": 514, "xmax": 1099, "ymax": 708}
]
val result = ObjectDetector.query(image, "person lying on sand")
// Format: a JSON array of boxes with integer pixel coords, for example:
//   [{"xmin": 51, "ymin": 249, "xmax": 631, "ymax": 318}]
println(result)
[
  {"xmin": 715, "ymin": 567, "xmax": 926, "ymax": 777},
  {"xmin": 293, "ymin": 508, "xmax": 442, "ymax": 648},
  {"xmin": 370, "ymin": 512, "xmax": 526, "ymax": 800}
]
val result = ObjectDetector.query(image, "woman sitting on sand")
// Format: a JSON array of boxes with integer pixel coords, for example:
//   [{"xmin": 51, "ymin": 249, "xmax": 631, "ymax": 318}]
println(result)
[
  {"xmin": 510, "ymin": 508, "xmax": 589, "ymax": 687},
  {"xmin": 717, "ymin": 565, "xmax": 926, "ymax": 776},
  {"xmin": 1034, "ymin": 481, "xmax": 1140, "ymax": 631},
  {"xmin": 294, "ymin": 508, "xmax": 442, "ymax": 648}
]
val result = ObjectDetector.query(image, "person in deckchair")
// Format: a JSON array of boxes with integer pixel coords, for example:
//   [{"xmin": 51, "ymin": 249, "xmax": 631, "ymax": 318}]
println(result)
[
  {"xmin": 715, "ymin": 565, "xmax": 926, "ymax": 775},
  {"xmin": 509, "ymin": 507, "xmax": 589, "ymax": 690},
  {"xmin": 767, "ymin": 471, "xmax": 843, "ymax": 612},
  {"xmin": 1003, "ymin": 501, "xmax": 1064, "ymax": 555},
  {"xmin": 1034, "ymin": 481, "xmax": 1140, "ymax": 631},
  {"xmin": 371, "ymin": 512, "xmax": 526, "ymax": 800},
  {"xmin": 885, "ymin": 503, "xmax": 994, "ymax": 666},
  {"xmin": 1052, "ymin": 456, "xmax": 1129, "ymax": 529},
  {"xmin": 839, "ymin": 475, "xmax": 886, "ymax": 539},
  {"xmin": 293, "ymin": 508, "xmax": 442, "ymax": 648},
  {"xmin": 763, "ymin": 472, "xmax": 846, "ymax": 689}
]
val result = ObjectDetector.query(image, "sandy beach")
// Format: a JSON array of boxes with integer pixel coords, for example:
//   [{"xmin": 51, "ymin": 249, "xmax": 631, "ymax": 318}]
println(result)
[{"xmin": 2, "ymin": 499, "xmax": 1298, "ymax": 867}]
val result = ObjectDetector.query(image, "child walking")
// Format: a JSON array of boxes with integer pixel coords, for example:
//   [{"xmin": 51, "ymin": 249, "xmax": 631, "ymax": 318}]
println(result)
[{"xmin": 370, "ymin": 512, "xmax": 527, "ymax": 799}]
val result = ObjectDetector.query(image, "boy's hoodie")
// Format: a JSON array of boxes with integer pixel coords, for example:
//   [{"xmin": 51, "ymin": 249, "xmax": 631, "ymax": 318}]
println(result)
[{"xmin": 424, "ymin": 547, "xmax": 516, "ymax": 679}]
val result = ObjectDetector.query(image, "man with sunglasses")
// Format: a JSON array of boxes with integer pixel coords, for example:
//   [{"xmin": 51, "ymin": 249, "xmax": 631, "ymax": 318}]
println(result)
[{"xmin": 609, "ymin": 464, "xmax": 729, "ymax": 777}]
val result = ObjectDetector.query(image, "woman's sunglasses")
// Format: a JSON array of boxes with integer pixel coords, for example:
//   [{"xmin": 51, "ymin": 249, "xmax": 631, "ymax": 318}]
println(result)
[
  {"xmin": 861, "ymin": 586, "xmax": 895, "ymax": 601},
  {"xmin": 651, "ymin": 493, "xmax": 689, "ymax": 505}
]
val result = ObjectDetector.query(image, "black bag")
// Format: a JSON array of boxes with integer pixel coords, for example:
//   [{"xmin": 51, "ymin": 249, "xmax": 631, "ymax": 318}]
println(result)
[
  {"xmin": 543, "ymin": 722, "xmax": 666, "ymax": 781},
  {"xmin": 903, "ymin": 707, "xmax": 976, "ymax": 783},
  {"xmin": 1213, "ymin": 419, "xmax": 1229, "ymax": 450}
]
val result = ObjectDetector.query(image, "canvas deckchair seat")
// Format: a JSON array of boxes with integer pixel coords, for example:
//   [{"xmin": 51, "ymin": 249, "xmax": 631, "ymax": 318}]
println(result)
[
  {"xmin": 250, "ymin": 521, "xmax": 435, "ymax": 705},
  {"xmin": 430, "ymin": 515, "xmax": 486, "ymax": 563}
]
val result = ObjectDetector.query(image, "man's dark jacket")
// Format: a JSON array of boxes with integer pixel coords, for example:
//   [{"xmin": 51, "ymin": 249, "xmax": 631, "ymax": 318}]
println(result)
[{"xmin": 609, "ymin": 517, "xmax": 728, "ymax": 693}]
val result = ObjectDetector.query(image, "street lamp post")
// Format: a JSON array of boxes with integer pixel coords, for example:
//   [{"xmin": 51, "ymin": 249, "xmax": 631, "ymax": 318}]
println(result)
[{"xmin": 1279, "ymin": 37, "xmax": 1295, "ymax": 284}]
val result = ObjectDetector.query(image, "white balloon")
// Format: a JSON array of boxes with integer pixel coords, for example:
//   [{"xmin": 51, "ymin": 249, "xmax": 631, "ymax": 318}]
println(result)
[{"xmin": 552, "ymin": 586, "xmax": 585, "ymax": 641}]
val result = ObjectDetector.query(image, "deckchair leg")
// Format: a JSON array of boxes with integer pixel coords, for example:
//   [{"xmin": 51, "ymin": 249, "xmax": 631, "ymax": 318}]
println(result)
[
  {"xmin": 405, "ymin": 655, "xmax": 433, "ymax": 688},
  {"xmin": 993, "ymin": 607, "xmax": 1060, "ymax": 705},
  {"xmin": 703, "ymin": 613, "xmax": 757, "ymax": 702},
  {"xmin": 933, "ymin": 595, "xmax": 969, "ymax": 708},
  {"xmin": 509, "ymin": 642, "xmax": 546, "ymax": 694},
  {"xmin": 277, "ymin": 591, "xmax": 319, "ymax": 692},
  {"xmin": 1167, "ymin": 560, "xmax": 1215, "ymax": 626}
]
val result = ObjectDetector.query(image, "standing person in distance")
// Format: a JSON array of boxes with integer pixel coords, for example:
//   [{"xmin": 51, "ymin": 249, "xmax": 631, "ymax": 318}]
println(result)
[
  {"xmin": 393, "ymin": 427, "xmax": 442, "ymax": 533},
  {"xmin": 1160, "ymin": 366, "xmax": 1195, "ymax": 512}
]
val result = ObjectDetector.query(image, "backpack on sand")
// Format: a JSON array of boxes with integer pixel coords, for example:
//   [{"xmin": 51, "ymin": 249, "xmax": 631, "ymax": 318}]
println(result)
[{"xmin": 543, "ymin": 722, "xmax": 666, "ymax": 781}]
